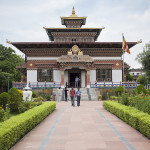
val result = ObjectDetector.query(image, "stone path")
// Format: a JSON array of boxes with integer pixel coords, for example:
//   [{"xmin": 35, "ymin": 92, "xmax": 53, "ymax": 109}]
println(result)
[{"xmin": 11, "ymin": 101, "xmax": 150, "ymax": 150}]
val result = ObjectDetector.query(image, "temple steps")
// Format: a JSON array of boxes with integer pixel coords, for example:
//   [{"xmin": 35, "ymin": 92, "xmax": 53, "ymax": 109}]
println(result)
[{"xmin": 63, "ymin": 88, "xmax": 97, "ymax": 101}]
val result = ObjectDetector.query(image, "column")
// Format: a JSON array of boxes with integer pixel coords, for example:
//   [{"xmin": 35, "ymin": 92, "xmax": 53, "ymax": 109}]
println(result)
[
  {"xmin": 61, "ymin": 69, "xmax": 64, "ymax": 88},
  {"xmin": 86, "ymin": 69, "xmax": 90, "ymax": 88}
]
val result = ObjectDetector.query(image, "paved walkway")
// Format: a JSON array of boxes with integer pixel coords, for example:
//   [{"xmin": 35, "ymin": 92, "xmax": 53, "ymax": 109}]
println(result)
[{"xmin": 11, "ymin": 101, "xmax": 150, "ymax": 150}]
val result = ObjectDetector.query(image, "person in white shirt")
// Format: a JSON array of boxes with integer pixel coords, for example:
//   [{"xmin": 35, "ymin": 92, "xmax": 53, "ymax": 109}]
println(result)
[{"xmin": 57, "ymin": 87, "xmax": 62, "ymax": 102}]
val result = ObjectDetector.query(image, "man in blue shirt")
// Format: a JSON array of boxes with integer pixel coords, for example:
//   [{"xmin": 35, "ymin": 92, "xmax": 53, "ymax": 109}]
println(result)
[
  {"xmin": 75, "ymin": 76, "xmax": 80, "ymax": 88},
  {"xmin": 76, "ymin": 87, "xmax": 81, "ymax": 106}
]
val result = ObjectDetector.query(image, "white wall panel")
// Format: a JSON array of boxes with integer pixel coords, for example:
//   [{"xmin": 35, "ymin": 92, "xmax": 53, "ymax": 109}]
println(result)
[
  {"xmin": 112, "ymin": 70, "xmax": 122, "ymax": 82},
  {"xmin": 27, "ymin": 70, "xmax": 37, "ymax": 83}
]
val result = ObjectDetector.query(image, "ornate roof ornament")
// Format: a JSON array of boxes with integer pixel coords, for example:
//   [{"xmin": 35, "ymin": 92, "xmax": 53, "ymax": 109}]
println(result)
[
  {"xmin": 67, "ymin": 45, "xmax": 83, "ymax": 55},
  {"xmin": 137, "ymin": 39, "xmax": 142, "ymax": 44},
  {"xmin": 70, "ymin": 6, "xmax": 78, "ymax": 17},
  {"xmin": 6, "ymin": 39, "xmax": 12, "ymax": 44}
]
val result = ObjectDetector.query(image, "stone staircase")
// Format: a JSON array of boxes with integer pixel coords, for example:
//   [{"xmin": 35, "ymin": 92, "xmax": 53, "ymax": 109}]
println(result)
[{"xmin": 62, "ymin": 88, "xmax": 97, "ymax": 101}]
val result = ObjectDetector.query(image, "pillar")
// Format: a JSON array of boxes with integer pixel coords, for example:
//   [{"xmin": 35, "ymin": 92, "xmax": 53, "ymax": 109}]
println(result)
[
  {"xmin": 61, "ymin": 69, "xmax": 64, "ymax": 88},
  {"xmin": 87, "ymin": 69, "xmax": 90, "ymax": 88}
]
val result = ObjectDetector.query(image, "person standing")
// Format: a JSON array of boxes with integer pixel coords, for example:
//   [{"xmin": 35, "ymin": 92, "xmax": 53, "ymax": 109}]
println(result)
[
  {"xmin": 75, "ymin": 76, "xmax": 80, "ymax": 88},
  {"xmin": 70, "ymin": 87, "xmax": 75, "ymax": 106},
  {"xmin": 64, "ymin": 87, "xmax": 68, "ymax": 101},
  {"xmin": 57, "ymin": 87, "xmax": 62, "ymax": 102},
  {"xmin": 76, "ymin": 87, "xmax": 81, "ymax": 107}
]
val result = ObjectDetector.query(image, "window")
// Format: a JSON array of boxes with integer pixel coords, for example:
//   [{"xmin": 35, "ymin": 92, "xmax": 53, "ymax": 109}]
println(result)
[
  {"xmin": 96, "ymin": 69, "xmax": 112, "ymax": 81},
  {"xmin": 37, "ymin": 69, "xmax": 53, "ymax": 82}
]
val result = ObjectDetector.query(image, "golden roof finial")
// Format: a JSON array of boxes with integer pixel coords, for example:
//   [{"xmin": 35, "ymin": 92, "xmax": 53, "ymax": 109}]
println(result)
[
  {"xmin": 70, "ymin": 6, "xmax": 77, "ymax": 17},
  {"xmin": 72, "ymin": 6, "xmax": 75, "ymax": 14}
]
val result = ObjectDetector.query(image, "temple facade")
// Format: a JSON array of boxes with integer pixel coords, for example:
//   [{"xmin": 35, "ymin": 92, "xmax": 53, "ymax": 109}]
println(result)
[{"xmin": 10, "ymin": 7, "xmax": 137, "ymax": 88}]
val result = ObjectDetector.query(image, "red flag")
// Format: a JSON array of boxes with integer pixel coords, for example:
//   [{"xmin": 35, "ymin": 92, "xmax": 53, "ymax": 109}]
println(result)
[{"xmin": 122, "ymin": 35, "xmax": 130, "ymax": 54}]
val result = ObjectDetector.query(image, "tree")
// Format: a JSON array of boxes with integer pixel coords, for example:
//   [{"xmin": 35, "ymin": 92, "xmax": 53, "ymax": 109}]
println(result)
[
  {"xmin": 136, "ymin": 42, "xmax": 150, "ymax": 78},
  {"xmin": 126, "ymin": 71, "xmax": 133, "ymax": 81},
  {"xmin": 137, "ymin": 75, "xmax": 147, "ymax": 86},
  {"xmin": 0, "ymin": 45, "xmax": 23, "ymax": 92}
]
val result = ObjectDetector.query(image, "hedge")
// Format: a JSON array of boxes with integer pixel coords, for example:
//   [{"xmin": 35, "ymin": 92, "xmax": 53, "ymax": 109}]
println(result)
[
  {"xmin": 0, "ymin": 102, "xmax": 56, "ymax": 150},
  {"xmin": 103, "ymin": 101, "xmax": 150, "ymax": 139}
]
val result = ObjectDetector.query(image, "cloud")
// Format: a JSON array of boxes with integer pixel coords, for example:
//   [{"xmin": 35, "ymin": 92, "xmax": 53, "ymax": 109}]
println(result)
[{"xmin": 0, "ymin": 0, "xmax": 149, "ymax": 68}]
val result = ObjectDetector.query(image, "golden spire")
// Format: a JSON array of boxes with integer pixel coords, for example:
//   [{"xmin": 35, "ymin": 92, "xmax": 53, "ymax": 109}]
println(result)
[
  {"xmin": 72, "ymin": 6, "xmax": 75, "ymax": 14},
  {"xmin": 70, "ymin": 6, "xmax": 77, "ymax": 17}
]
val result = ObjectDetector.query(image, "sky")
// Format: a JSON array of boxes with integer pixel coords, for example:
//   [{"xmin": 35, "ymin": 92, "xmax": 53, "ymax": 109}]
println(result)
[{"xmin": 0, "ymin": 0, "xmax": 150, "ymax": 69}]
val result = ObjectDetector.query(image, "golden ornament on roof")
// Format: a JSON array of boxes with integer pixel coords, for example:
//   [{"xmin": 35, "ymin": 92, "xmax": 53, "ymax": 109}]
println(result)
[{"xmin": 72, "ymin": 45, "xmax": 79, "ymax": 54}]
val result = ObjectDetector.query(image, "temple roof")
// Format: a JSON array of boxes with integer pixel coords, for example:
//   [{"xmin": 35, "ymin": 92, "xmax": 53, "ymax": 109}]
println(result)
[
  {"xmin": 60, "ymin": 7, "xmax": 87, "ymax": 25},
  {"xmin": 11, "ymin": 42, "xmax": 137, "ymax": 50},
  {"xmin": 43, "ymin": 28, "xmax": 103, "ymax": 41}
]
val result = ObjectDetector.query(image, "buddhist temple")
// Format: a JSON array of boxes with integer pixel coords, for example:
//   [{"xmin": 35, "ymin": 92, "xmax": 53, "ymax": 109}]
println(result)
[{"xmin": 10, "ymin": 7, "xmax": 137, "ymax": 88}]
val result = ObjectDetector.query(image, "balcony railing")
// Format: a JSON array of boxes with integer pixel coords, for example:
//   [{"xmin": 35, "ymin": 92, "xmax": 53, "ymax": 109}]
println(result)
[
  {"xmin": 90, "ymin": 82, "xmax": 138, "ymax": 88},
  {"xmin": 13, "ymin": 82, "xmax": 61, "ymax": 89}
]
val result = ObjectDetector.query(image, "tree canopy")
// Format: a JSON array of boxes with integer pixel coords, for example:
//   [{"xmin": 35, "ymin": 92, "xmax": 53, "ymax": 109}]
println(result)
[
  {"xmin": 136, "ymin": 42, "xmax": 150, "ymax": 78},
  {"xmin": 0, "ymin": 45, "xmax": 23, "ymax": 92},
  {"xmin": 126, "ymin": 71, "xmax": 133, "ymax": 81}
]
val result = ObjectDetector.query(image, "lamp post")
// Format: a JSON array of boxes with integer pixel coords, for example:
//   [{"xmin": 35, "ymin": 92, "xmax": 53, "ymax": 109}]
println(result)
[{"xmin": 7, "ymin": 76, "xmax": 10, "ymax": 92}]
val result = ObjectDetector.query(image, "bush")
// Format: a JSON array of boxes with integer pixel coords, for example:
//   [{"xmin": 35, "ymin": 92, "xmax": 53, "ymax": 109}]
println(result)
[
  {"xmin": 137, "ymin": 75, "xmax": 147, "ymax": 86},
  {"xmin": 0, "ymin": 102, "xmax": 56, "ymax": 150},
  {"xmin": 110, "ymin": 96, "xmax": 117, "ymax": 100},
  {"xmin": 102, "ymin": 89, "xmax": 107, "ymax": 100},
  {"xmin": 135, "ymin": 84, "xmax": 147, "ymax": 95},
  {"xmin": 18, "ymin": 100, "xmax": 42, "ymax": 114},
  {"xmin": 37, "ymin": 91, "xmax": 52, "ymax": 101},
  {"xmin": 8, "ymin": 88, "xmax": 22, "ymax": 113},
  {"xmin": 32, "ymin": 90, "xmax": 37, "ymax": 98},
  {"xmin": 0, "ymin": 92, "xmax": 10, "ymax": 110},
  {"xmin": 103, "ymin": 101, "xmax": 150, "ymax": 139},
  {"xmin": 118, "ymin": 93, "xmax": 130, "ymax": 105},
  {"xmin": 0, "ymin": 108, "xmax": 6, "ymax": 122},
  {"xmin": 115, "ymin": 86, "xmax": 126, "ymax": 96}
]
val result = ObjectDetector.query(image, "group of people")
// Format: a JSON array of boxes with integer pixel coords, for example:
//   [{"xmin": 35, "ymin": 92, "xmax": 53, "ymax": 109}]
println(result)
[
  {"xmin": 65, "ymin": 87, "xmax": 81, "ymax": 107},
  {"xmin": 56, "ymin": 76, "xmax": 81, "ymax": 106}
]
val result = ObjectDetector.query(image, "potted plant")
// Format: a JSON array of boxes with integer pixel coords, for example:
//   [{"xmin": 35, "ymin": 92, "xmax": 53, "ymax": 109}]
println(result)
[{"xmin": 98, "ymin": 95, "xmax": 102, "ymax": 101}]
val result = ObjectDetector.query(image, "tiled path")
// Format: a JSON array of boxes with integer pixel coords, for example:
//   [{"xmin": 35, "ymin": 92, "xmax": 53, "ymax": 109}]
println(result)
[{"xmin": 11, "ymin": 101, "xmax": 150, "ymax": 150}]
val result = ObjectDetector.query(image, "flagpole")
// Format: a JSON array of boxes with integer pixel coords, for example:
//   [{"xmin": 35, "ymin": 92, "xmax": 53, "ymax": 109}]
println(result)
[{"xmin": 122, "ymin": 33, "xmax": 124, "ymax": 82}]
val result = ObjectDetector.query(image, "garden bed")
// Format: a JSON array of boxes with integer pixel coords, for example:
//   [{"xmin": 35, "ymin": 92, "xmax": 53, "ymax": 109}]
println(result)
[
  {"xmin": 0, "ymin": 102, "xmax": 56, "ymax": 150},
  {"xmin": 103, "ymin": 101, "xmax": 150, "ymax": 139}
]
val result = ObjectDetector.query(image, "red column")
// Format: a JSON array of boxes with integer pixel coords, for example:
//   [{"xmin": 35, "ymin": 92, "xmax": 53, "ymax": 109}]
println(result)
[
  {"xmin": 61, "ymin": 69, "xmax": 64, "ymax": 88},
  {"xmin": 87, "ymin": 69, "xmax": 90, "ymax": 88}
]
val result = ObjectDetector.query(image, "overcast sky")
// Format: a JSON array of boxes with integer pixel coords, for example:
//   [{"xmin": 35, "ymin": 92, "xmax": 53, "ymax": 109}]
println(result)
[{"xmin": 0, "ymin": 0, "xmax": 150, "ymax": 68}]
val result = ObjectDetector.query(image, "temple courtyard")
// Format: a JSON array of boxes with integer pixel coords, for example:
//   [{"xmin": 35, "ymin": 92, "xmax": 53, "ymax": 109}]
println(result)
[{"xmin": 11, "ymin": 101, "xmax": 150, "ymax": 150}]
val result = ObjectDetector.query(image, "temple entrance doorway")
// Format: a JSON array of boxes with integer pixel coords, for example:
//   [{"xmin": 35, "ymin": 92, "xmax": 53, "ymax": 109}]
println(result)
[{"xmin": 68, "ymin": 69, "xmax": 81, "ymax": 88}]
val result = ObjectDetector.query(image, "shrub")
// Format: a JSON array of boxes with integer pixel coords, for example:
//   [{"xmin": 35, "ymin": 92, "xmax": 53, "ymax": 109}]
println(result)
[
  {"xmin": 137, "ymin": 75, "xmax": 147, "ymax": 86},
  {"xmin": 102, "ymin": 89, "xmax": 107, "ymax": 100},
  {"xmin": 0, "ymin": 108, "xmax": 6, "ymax": 122},
  {"xmin": 98, "ymin": 95, "xmax": 102, "ymax": 100},
  {"xmin": 110, "ymin": 96, "xmax": 117, "ymax": 100},
  {"xmin": 135, "ymin": 84, "xmax": 147, "ymax": 95},
  {"xmin": 18, "ymin": 100, "xmax": 42, "ymax": 114},
  {"xmin": 147, "ymin": 89, "xmax": 150, "ymax": 95},
  {"xmin": 115, "ymin": 86, "xmax": 126, "ymax": 96},
  {"xmin": 32, "ymin": 90, "xmax": 37, "ymax": 98},
  {"xmin": 18, "ymin": 90, "xmax": 23, "ymax": 96},
  {"xmin": 8, "ymin": 88, "xmax": 22, "ymax": 113},
  {"xmin": 0, "ymin": 92, "xmax": 10, "ymax": 110},
  {"xmin": 0, "ymin": 102, "xmax": 56, "ymax": 150},
  {"xmin": 103, "ymin": 101, "xmax": 150, "ymax": 139},
  {"xmin": 118, "ymin": 93, "xmax": 130, "ymax": 105}
]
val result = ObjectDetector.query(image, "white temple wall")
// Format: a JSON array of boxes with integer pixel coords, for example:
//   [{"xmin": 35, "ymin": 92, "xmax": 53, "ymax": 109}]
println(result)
[
  {"xmin": 64, "ymin": 71, "xmax": 68, "ymax": 87},
  {"xmin": 53, "ymin": 70, "xmax": 61, "ymax": 83},
  {"xmin": 112, "ymin": 70, "xmax": 122, "ymax": 82},
  {"xmin": 90, "ymin": 70, "xmax": 96, "ymax": 83},
  {"xmin": 81, "ymin": 71, "xmax": 85, "ymax": 88},
  {"xmin": 27, "ymin": 70, "xmax": 37, "ymax": 83}
]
